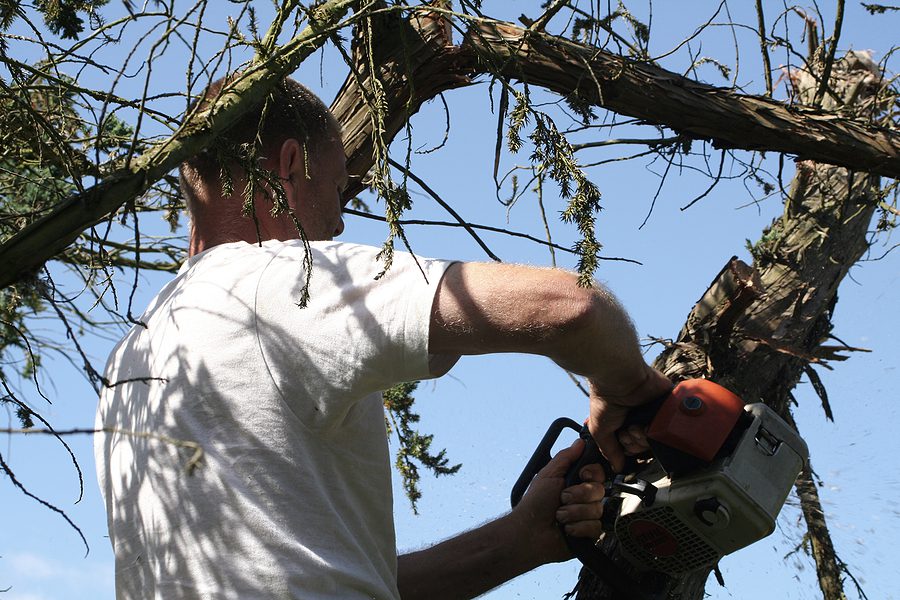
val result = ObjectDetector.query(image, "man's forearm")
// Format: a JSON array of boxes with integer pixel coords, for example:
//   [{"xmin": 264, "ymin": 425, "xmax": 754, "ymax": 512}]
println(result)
[
  {"xmin": 397, "ymin": 513, "xmax": 542, "ymax": 600},
  {"xmin": 429, "ymin": 262, "xmax": 648, "ymax": 391}
]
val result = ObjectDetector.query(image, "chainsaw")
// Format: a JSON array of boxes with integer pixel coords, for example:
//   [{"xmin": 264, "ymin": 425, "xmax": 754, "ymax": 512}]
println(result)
[{"xmin": 511, "ymin": 379, "xmax": 808, "ymax": 599}]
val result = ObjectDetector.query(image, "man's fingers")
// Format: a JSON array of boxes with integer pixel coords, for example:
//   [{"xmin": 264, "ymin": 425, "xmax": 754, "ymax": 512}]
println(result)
[
  {"xmin": 560, "ymin": 481, "xmax": 605, "ymax": 505},
  {"xmin": 562, "ymin": 518, "xmax": 604, "ymax": 539},
  {"xmin": 618, "ymin": 425, "xmax": 650, "ymax": 455},
  {"xmin": 556, "ymin": 499, "xmax": 604, "ymax": 524},
  {"xmin": 578, "ymin": 464, "xmax": 607, "ymax": 484}
]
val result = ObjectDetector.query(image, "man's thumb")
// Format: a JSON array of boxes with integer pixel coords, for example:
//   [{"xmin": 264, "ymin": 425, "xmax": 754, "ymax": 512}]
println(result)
[{"xmin": 540, "ymin": 438, "xmax": 585, "ymax": 478}]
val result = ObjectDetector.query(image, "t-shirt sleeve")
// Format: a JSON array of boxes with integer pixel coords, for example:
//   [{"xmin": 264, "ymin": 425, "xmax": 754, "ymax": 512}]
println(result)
[
  {"xmin": 333, "ymin": 243, "xmax": 454, "ymax": 388},
  {"xmin": 252, "ymin": 241, "xmax": 454, "ymax": 423}
]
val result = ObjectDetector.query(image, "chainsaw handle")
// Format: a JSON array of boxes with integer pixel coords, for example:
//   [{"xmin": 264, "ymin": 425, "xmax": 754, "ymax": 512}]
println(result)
[
  {"xmin": 511, "ymin": 394, "xmax": 667, "ymax": 508},
  {"xmin": 511, "ymin": 398, "xmax": 671, "ymax": 600},
  {"xmin": 562, "ymin": 424, "xmax": 612, "ymax": 488},
  {"xmin": 510, "ymin": 419, "xmax": 651, "ymax": 600},
  {"xmin": 510, "ymin": 417, "xmax": 582, "ymax": 507},
  {"xmin": 563, "ymin": 394, "xmax": 666, "ymax": 490}
]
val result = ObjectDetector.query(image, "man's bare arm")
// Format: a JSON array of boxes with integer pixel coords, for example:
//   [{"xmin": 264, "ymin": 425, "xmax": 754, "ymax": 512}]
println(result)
[
  {"xmin": 429, "ymin": 262, "xmax": 672, "ymax": 469},
  {"xmin": 397, "ymin": 440, "xmax": 606, "ymax": 600}
]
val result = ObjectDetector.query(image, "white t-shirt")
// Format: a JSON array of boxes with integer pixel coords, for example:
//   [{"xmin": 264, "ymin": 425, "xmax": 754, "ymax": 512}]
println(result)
[{"xmin": 95, "ymin": 240, "xmax": 453, "ymax": 599}]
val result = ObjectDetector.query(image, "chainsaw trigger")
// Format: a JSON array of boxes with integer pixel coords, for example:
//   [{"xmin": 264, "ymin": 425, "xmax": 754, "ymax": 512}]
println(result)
[{"xmin": 600, "ymin": 496, "xmax": 621, "ymax": 532}]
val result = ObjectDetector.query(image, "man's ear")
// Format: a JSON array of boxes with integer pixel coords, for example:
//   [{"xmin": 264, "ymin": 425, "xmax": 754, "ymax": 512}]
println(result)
[{"xmin": 278, "ymin": 138, "xmax": 306, "ymax": 183}]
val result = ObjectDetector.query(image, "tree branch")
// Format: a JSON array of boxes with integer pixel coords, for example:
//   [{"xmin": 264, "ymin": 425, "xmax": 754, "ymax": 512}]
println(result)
[
  {"xmin": 0, "ymin": 0, "xmax": 360, "ymax": 290},
  {"xmin": 463, "ymin": 19, "xmax": 900, "ymax": 179}
]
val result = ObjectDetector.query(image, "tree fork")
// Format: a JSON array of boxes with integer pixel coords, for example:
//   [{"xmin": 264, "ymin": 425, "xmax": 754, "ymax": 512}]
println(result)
[{"xmin": 330, "ymin": 1, "xmax": 473, "ymax": 200}]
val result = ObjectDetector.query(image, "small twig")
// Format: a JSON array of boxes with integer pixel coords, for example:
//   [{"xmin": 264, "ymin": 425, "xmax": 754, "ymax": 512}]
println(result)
[
  {"xmin": 0, "ymin": 448, "xmax": 88, "ymax": 556},
  {"xmin": 564, "ymin": 371, "xmax": 590, "ymax": 397},
  {"xmin": 387, "ymin": 158, "xmax": 502, "ymax": 262},
  {"xmin": 755, "ymin": 0, "xmax": 774, "ymax": 96},
  {"xmin": 813, "ymin": 0, "xmax": 845, "ymax": 107},
  {"xmin": 572, "ymin": 135, "xmax": 684, "ymax": 151},
  {"xmin": 533, "ymin": 169, "xmax": 556, "ymax": 266},
  {"xmin": 342, "ymin": 209, "xmax": 642, "ymax": 265},
  {"xmin": 3, "ymin": 426, "xmax": 204, "ymax": 475},
  {"xmin": 523, "ymin": 0, "xmax": 568, "ymax": 33},
  {"xmin": 639, "ymin": 149, "xmax": 676, "ymax": 229},
  {"xmin": 681, "ymin": 150, "xmax": 726, "ymax": 211}
]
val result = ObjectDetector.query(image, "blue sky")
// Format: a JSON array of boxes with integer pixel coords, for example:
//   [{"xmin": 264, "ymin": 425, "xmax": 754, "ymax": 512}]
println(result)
[{"xmin": 1, "ymin": 2, "xmax": 898, "ymax": 599}]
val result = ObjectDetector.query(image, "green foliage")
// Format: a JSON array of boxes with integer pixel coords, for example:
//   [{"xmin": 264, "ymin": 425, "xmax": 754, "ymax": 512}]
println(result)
[
  {"xmin": 506, "ymin": 89, "xmax": 530, "ymax": 154},
  {"xmin": 0, "ymin": 0, "xmax": 111, "ymax": 39},
  {"xmin": 15, "ymin": 405, "xmax": 35, "ymax": 428},
  {"xmin": 383, "ymin": 381, "xmax": 461, "ymax": 513},
  {"xmin": 360, "ymin": 15, "xmax": 416, "ymax": 279},
  {"xmin": 0, "ymin": 282, "xmax": 44, "ymax": 371},
  {"xmin": 861, "ymin": 3, "xmax": 900, "ymax": 15},
  {"xmin": 506, "ymin": 88, "xmax": 603, "ymax": 286},
  {"xmin": 0, "ymin": 73, "xmax": 84, "ymax": 222},
  {"xmin": 875, "ymin": 180, "xmax": 898, "ymax": 234},
  {"xmin": 746, "ymin": 220, "xmax": 785, "ymax": 267},
  {"xmin": 693, "ymin": 56, "xmax": 732, "ymax": 80},
  {"xmin": 565, "ymin": 91, "xmax": 597, "ymax": 126},
  {"xmin": 0, "ymin": 70, "xmax": 137, "ymax": 242},
  {"xmin": 0, "ymin": 67, "xmax": 140, "ymax": 430}
]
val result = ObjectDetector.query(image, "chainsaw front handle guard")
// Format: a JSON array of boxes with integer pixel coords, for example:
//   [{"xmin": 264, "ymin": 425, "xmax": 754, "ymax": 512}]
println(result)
[
  {"xmin": 511, "ymin": 389, "xmax": 677, "ymax": 600},
  {"xmin": 510, "ymin": 418, "xmax": 655, "ymax": 600},
  {"xmin": 509, "ymin": 397, "xmax": 666, "ymax": 507},
  {"xmin": 510, "ymin": 417, "xmax": 583, "ymax": 506}
]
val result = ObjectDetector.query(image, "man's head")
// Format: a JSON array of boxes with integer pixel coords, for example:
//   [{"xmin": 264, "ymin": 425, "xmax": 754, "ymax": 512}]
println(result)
[{"xmin": 181, "ymin": 76, "xmax": 348, "ymax": 255}]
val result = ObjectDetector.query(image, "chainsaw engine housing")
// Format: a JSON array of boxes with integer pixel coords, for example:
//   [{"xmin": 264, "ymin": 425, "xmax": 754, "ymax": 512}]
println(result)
[{"xmin": 614, "ymin": 403, "xmax": 808, "ymax": 576}]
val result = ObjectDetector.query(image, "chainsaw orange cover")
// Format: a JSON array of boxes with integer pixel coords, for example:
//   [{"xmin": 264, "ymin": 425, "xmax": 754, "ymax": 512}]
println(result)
[{"xmin": 646, "ymin": 379, "xmax": 744, "ymax": 462}]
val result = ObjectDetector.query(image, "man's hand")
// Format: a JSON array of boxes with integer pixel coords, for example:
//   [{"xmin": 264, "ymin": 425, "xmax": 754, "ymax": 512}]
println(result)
[
  {"xmin": 509, "ymin": 438, "xmax": 608, "ymax": 564},
  {"xmin": 397, "ymin": 439, "xmax": 608, "ymax": 599},
  {"xmin": 588, "ymin": 365, "xmax": 672, "ymax": 473}
]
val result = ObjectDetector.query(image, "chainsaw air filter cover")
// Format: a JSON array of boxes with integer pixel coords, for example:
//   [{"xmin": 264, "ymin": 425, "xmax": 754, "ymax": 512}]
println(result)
[{"xmin": 614, "ymin": 403, "xmax": 808, "ymax": 576}]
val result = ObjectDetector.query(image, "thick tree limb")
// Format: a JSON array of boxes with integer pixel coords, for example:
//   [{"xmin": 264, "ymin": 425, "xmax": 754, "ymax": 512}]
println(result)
[
  {"xmin": 464, "ymin": 20, "xmax": 899, "ymax": 179},
  {"xmin": 336, "ymin": 11, "xmax": 899, "ymax": 197}
]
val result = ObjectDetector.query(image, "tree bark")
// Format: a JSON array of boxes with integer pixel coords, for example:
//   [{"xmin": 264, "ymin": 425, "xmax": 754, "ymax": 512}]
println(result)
[
  {"xmin": 463, "ymin": 20, "xmax": 899, "ymax": 179},
  {"xmin": 574, "ymin": 51, "xmax": 881, "ymax": 600}
]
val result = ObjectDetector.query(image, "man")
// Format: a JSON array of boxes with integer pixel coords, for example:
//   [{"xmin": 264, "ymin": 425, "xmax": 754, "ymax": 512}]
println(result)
[{"xmin": 95, "ymin": 76, "xmax": 671, "ymax": 599}]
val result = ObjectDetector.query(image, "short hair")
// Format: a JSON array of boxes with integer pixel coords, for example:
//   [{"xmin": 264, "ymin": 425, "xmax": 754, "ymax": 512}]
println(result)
[{"xmin": 180, "ymin": 75, "xmax": 340, "ymax": 212}]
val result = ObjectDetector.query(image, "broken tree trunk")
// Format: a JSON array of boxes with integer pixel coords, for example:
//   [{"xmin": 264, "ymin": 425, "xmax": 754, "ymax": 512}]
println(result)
[{"xmin": 572, "ymin": 51, "xmax": 883, "ymax": 600}]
